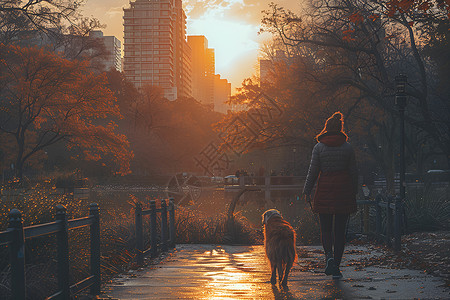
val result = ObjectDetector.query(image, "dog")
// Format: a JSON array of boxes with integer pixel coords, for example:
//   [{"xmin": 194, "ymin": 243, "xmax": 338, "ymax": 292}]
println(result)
[{"xmin": 262, "ymin": 209, "xmax": 297, "ymax": 287}]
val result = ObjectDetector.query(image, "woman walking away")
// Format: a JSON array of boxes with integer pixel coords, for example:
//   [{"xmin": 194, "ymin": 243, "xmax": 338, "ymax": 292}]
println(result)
[{"xmin": 302, "ymin": 112, "xmax": 357, "ymax": 279}]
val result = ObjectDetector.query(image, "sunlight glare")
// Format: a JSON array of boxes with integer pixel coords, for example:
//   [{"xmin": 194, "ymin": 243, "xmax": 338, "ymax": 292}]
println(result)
[{"xmin": 186, "ymin": 7, "xmax": 260, "ymax": 89}]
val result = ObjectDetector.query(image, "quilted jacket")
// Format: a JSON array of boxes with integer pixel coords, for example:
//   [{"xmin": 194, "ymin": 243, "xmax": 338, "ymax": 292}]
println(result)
[{"xmin": 303, "ymin": 132, "xmax": 358, "ymax": 202}]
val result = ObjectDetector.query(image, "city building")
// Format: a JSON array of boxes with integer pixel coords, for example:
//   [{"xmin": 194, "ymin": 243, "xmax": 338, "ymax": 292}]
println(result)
[
  {"xmin": 14, "ymin": 29, "xmax": 121, "ymax": 72},
  {"xmin": 259, "ymin": 50, "xmax": 287, "ymax": 88},
  {"xmin": 187, "ymin": 35, "xmax": 215, "ymax": 109},
  {"xmin": 89, "ymin": 30, "xmax": 122, "ymax": 72},
  {"xmin": 123, "ymin": 0, "xmax": 191, "ymax": 100},
  {"xmin": 213, "ymin": 74, "xmax": 231, "ymax": 114},
  {"xmin": 259, "ymin": 59, "xmax": 272, "ymax": 87}
]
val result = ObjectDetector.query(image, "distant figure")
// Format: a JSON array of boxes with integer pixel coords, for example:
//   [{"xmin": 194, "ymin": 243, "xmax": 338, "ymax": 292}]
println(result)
[
  {"xmin": 302, "ymin": 112, "xmax": 357, "ymax": 279},
  {"xmin": 235, "ymin": 170, "xmax": 241, "ymax": 178}
]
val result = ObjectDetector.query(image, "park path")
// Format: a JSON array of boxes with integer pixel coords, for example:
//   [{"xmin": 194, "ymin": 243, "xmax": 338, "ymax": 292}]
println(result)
[{"xmin": 104, "ymin": 244, "xmax": 449, "ymax": 299}]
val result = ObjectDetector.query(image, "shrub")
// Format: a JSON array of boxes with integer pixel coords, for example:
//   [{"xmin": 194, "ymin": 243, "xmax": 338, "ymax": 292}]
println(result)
[
  {"xmin": 405, "ymin": 184, "xmax": 450, "ymax": 232},
  {"xmin": 175, "ymin": 206, "xmax": 260, "ymax": 245}
]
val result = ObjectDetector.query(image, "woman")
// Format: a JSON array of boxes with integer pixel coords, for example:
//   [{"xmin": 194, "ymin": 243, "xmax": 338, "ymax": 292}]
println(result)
[{"xmin": 302, "ymin": 112, "xmax": 357, "ymax": 279}]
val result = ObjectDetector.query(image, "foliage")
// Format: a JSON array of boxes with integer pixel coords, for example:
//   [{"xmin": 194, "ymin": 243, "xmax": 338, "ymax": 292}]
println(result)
[
  {"xmin": 239, "ymin": 0, "xmax": 450, "ymax": 191},
  {"xmin": 405, "ymin": 184, "xmax": 450, "ymax": 231},
  {"xmin": 105, "ymin": 70, "xmax": 223, "ymax": 176},
  {"xmin": 175, "ymin": 207, "xmax": 260, "ymax": 245},
  {"xmin": 295, "ymin": 205, "xmax": 321, "ymax": 245},
  {"xmin": 384, "ymin": 0, "xmax": 450, "ymax": 20},
  {"xmin": 0, "ymin": 0, "xmax": 98, "ymax": 45},
  {"xmin": 0, "ymin": 44, "xmax": 133, "ymax": 178}
]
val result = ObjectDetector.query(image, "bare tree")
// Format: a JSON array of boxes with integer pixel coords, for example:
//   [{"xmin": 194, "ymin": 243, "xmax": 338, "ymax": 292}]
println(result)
[{"xmin": 260, "ymin": 0, "xmax": 450, "ymax": 172}]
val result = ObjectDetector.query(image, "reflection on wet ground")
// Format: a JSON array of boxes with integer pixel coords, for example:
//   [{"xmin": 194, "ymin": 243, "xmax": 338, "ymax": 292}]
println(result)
[
  {"xmin": 105, "ymin": 245, "xmax": 352, "ymax": 299},
  {"xmin": 105, "ymin": 244, "xmax": 449, "ymax": 299}
]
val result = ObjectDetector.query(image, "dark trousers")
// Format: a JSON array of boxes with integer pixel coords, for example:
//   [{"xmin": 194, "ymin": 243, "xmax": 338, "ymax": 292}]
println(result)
[{"xmin": 319, "ymin": 213, "xmax": 349, "ymax": 266}]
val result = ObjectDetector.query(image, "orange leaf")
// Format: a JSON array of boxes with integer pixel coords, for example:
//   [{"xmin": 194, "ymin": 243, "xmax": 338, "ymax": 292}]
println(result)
[
  {"xmin": 369, "ymin": 14, "xmax": 380, "ymax": 21},
  {"xmin": 349, "ymin": 12, "xmax": 364, "ymax": 24}
]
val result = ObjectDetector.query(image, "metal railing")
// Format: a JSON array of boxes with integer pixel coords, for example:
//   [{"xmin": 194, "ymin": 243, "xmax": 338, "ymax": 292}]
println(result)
[
  {"xmin": 135, "ymin": 198, "xmax": 176, "ymax": 265},
  {"xmin": 356, "ymin": 194, "xmax": 404, "ymax": 251},
  {"xmin": 0, "ymin": 203, "xmax": 101, "ymax": 300}
]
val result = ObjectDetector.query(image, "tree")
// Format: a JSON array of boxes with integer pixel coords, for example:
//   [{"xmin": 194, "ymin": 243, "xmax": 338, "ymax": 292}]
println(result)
[
  {"xmin": 0, "ymin": 44, "xmax": 133, "ymax": 179},
  {"xmin": 0, "ymin": 0, "xmax": 105, "ymax": 67},
  {"xmin": 0, "ymin": 0, "xmax": 85, "ymax": 41},
  {"xmin": 259, "ymin": 0, "xmax": 450, "ymax": 175}
]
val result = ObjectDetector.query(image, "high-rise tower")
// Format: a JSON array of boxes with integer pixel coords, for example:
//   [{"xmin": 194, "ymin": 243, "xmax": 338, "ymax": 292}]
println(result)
[
  {"xmin": 123, "ymin": 0, "xmax": 191, "ymax": 100},
  {"xmin": 187, "ymin": 35, "xmax": 215, "ymax": 108}
]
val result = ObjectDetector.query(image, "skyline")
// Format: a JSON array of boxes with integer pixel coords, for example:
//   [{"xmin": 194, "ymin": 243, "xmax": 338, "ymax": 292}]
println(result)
[{"xmin": 81, "ymin": 0, "xmax": 302, "ymax": 92}]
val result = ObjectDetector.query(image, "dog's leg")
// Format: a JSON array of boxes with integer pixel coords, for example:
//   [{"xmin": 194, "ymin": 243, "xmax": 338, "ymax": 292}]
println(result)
[
  {"xmin": 270, "ymin": 261, "xmax": 277, "ymax": 284},
  {"xmin": 281, "ymin": 260, "xmax": 293, "ymax": 287},
  {"xmin": 277, "ymin": 263, "xmax": 284, "ymax": 284}
]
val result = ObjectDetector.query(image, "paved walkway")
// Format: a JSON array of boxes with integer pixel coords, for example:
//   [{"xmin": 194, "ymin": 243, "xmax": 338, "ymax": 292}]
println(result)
[{"xmin": 105, "ymin": 244, "xmax": 449, "ymax": 299}]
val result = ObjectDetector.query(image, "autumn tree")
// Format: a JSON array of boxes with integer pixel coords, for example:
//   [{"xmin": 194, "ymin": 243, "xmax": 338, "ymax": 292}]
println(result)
[
  {"xmin": 0, "ymin": 44, "xmax": 133, "ymax": 179},
  {"xmin": 104, "ymin": 71, "xmax": 223, "ymax": 176},
  {"xmin": 258, "ymin": 0, "xmax": 449, "ymax": 181}
]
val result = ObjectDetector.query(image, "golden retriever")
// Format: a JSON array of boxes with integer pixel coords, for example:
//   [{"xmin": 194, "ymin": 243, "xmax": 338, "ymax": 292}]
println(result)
[{"xmin": 262, "ymin": 209, "xmax": 297, "ymax": 287}]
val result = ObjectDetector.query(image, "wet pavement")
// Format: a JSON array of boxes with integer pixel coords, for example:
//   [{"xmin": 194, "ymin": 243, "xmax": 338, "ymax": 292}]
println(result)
[{"xmin": 104, "ymin": 244, "xmax": 449, "ymax": 299}]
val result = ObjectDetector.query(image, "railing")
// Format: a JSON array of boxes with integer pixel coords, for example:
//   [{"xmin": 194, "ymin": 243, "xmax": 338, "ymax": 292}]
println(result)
[
  {"xmin": 135, "ymin": 198, "xmax": 176, "ymax": 265},
  {"xmin": 225, "ymin": 176, "xmax": 306, "ymax": 201},
  {"xmin": 0, "ymin": 203, "xmax": 101, "ymax": 300},
  {"xmin": 356, "ymin": 194, "xmax": 404, "ymax": 251}
]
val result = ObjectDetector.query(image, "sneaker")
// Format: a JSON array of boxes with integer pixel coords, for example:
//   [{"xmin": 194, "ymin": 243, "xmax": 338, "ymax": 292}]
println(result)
[
  {"xmin": 324, "ymin": 257, "xmax": 336, "ymax": 275},
  {"xmin": 332, "ymin": 266, "xmax": 343, "ymax": 279}
]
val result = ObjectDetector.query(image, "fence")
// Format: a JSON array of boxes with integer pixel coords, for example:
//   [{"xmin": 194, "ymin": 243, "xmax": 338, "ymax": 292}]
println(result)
[
  {"xmin": 224, "ymin": 176, "xmax": 306, "ymax": 201},
  {"xmin": 0, "ymin": 203, "xmax": 101, "ymax": 300},
  {"xmin": 135, "ymin": 198, "xmax": 176, "ymax": 265},
  {"xmin": 0, "ymin": 199, "xmax": 177, "ymax": 299},
  {"xmin": 355, "ymin": 194, "xmax": 404, "ymax": 251}
]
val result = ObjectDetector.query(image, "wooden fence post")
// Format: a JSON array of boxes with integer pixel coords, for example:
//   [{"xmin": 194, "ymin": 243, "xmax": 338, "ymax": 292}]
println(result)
[
  {"xmin": 375, "ymin": 194, "xmax": 382, "ymax": 241},
  {"xmin": 150, "ymin": 200, "xmax": 157, "ymax": 258},
  {"xmin": 394, "ymin": 196, "xmax": 402, "ymax": 251},
  {"xmin": 89, "ymin": 203, "xmax": 101, "ymax": 295},
  {"xmin": 161, "ymin": 199, "xmax": 168, "ymax": 252},
  {"xmin": 56, "ymin": 205, "xmax": 70, "ymax": 300},
  {"xmin": 135, "ymin": 202, "xmax": 144, "ymax": 265},
  {"xmin": 8, "ymin": 209, "xmax": 26, "ymax": 300},
  {"xmin": 169, "ymin": 198, "xmax": 176, "ymax": 249}
]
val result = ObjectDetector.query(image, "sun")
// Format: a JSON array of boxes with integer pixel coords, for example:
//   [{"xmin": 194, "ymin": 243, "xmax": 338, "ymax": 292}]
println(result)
[{"xmin": 185, "ymin": 4, "xmax": 263, "ymax": 91}]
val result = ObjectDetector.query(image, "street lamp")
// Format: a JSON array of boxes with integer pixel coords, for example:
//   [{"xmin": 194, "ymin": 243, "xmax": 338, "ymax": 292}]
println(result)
[
  {"xmin": 395, "ymin": 74, "xmax": 407, "ymax": 201},
  {"xmin": 293, "ymin": 147, "xmax": 297, "ymax": 176}
]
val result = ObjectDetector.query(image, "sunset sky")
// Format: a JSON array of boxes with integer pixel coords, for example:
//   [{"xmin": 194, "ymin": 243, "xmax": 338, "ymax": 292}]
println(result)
[{"xmin": 81, "ymin": 0, "xmax": 301, "ymax": 92}]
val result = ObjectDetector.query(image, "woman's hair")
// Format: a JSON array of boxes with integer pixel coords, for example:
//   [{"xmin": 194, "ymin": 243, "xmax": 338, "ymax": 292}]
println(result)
[{"xmin": 315, "ymin": 111, "xmax": 347, "ymax": 141}]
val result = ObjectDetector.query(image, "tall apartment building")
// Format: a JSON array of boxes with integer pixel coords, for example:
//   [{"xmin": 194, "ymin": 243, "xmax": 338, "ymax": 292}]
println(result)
[
  {"xmin": 213, "ymin": 74, "xmax": 231, "ymax": 114},
  {"xmin": 123, "ymin": 0, "xmax": 191, "ymax": 100},
  {"xmin": 89, "ymin": 30, "xmax": 122, "ymax": 72},
  {"xmin": 187, "ymin": 35, "xmax": 215, "ymax": 109}
]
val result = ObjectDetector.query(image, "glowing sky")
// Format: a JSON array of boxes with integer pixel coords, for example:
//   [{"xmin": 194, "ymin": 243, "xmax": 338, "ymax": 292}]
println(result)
[{"xmin": 81, "ymin": 0, "xmax": 301, "ymax": 91}]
